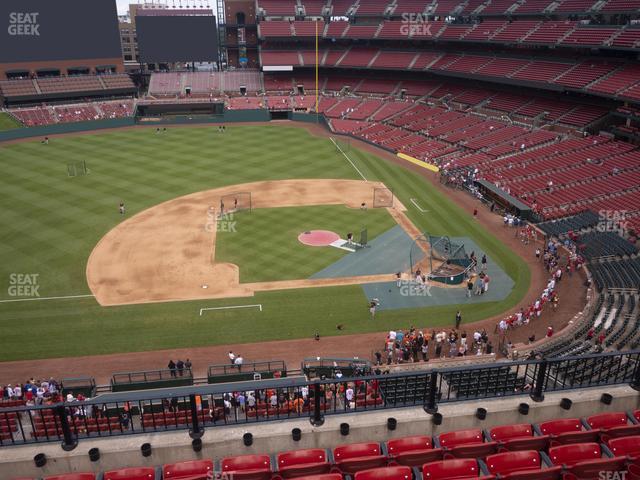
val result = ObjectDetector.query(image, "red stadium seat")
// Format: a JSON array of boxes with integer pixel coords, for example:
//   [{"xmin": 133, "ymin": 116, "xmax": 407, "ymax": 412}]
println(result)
[
  {"xmin": 332, "ymin": 442, "xmax": 387, "ymax": 475},
  {"xmin": 586, "ymin": 412, "xmax": 640, "ymax": 442},
  {"xmin": 292, "ymin": 475, "xmax": 342, "ymax": 480},
  {"xmin": 386, "ymin": 435, "xmax": 443, "ymax": 466},
  {"xmin": 221, "ymin": 454, "xmax": 272, "ymax": 480},
  {"xmin": 485, "ymin": 450, "xmax": 542, "ymax": 476},
  {"xmin": 549, "ymin": 442, "xmax": 603, "ymax": 466},
  {"xmin": 537, "ymin": 418, "xmax": 600, "ymax": 446},
  {"xmin": 163, "ymin": 459, "xmax": 213, "ymax": 479},
  {"xmin": 276, "ymin": 449, "xmax": 330, "ymax": 478},
  {"xmin": 422, "ymin": 458, "xmax": 492, "ymax": 479},
  {"xmin": 438, "ymin": 429, "xmax": 498, "ymax": 459},
  {"xmin": 488, "ymin": 424, "xmax": 550, "ymax": 452},
  {"xmin": 44, "ymin": 475, "xmax": 96, "ymax": 480},
  {"xmin": 354, "ymin": 466, "xmax": 412, "ymax": 480},
  {"xmin": 102, "ymin": 468, "xmax": 155, "ymax": 480},
  {"xmin": 608, "ymin": 435, "xmax": 640, "ymax": 460}
]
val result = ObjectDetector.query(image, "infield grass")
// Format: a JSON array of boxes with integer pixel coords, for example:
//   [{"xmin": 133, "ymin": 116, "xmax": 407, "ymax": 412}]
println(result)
[
  {"xmin": 216, "ymin": 205, "xmax": 396, "ymax": 282},
  {"xmin": 0, "ymin": 124, "xmax": 530, "ymax": 361}
]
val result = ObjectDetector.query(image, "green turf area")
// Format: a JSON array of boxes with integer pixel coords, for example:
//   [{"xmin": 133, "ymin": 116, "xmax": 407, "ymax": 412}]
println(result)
[
  {"xmin": 0, "ymin": 112, "xmax": 21, "ymax": 131},
  {"xmin": 0, "ymin": 125, "xmax": 530, "ymax": 361},
  {"xmin": 216, "ymin": 205, "xmax": 396, "ymax": 282}
]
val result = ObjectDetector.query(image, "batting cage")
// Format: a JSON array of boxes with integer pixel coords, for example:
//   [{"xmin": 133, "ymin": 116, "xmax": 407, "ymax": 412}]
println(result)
[
  {"xmin": 409, "ymin": 234, "xmax": 473, "ymax": 285},
  {"xmin": 373, "ymin": 187, "xmax": 394, "ymax": 208},
  {"xmin": 220, "ymin": 192, "xmax": 252, "ymax": 214},
  {"xmin": 67, "ymin": 160, "xmax": 88, "ymax": 177}
]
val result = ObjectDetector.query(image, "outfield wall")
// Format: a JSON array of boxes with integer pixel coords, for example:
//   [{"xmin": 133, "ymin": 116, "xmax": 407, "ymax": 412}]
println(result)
[
  {"xmin": 3, "ymin": 385, "xmax": 638, "ymax": 477},
  {"xmin": 0, "ymin": 117, "xmax": 135, "ymax": 142}
]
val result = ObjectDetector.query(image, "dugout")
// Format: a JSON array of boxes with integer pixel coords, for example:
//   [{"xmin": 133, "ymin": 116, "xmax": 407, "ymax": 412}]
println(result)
[
  {"xmin": 476, "ymin": 179, "xmax": 533, "ymax": 220},
  {"xmin": 110, "ymin": 368, "xmax": 194, "ymax": 392},
  {"xmin": 302, "ymin": 357, "xmax": 372, "ymax": 380},
  {"xmin": 61, "ymin": 376, "xmax": 96, "ymax": 398},
  {"xmin": 207, "ymin": 360, "xmax": 287, "ymax": 384}
]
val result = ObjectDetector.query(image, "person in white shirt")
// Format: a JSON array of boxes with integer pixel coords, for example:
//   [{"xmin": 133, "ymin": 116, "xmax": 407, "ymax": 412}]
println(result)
[
  {"xmin": 234, "ymin": 355, "xmax": 243, "ymax": 366},
  {"xmin": 5, "ymin": 385, "xmax": 14, "ymax": 399},
  {"xmin": 13, "ymin": 385, "xmax": 21, "ymax": 399},
  {"xmin": 228, "ymin": 351, "xmax": 236, "ymax": 364},
  {"xmin": 345, "ymin": 386, "xmax": 354, "ymax": 408}
]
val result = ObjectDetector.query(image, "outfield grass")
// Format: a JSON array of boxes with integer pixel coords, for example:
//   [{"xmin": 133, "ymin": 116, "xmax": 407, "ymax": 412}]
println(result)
[
  {"xmin": 0, "ymin": 125, "xmax": 530, "ymax": 361},
  {"xmin": 0, "ymin": 112, "xmax": 21, "ymax": 131},
  {"xmin": 216, "ymin": 205, "xmax": 396, "ymax": 282}
]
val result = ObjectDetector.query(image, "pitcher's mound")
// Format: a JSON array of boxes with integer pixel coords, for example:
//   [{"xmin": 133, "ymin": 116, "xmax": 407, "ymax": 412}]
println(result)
[{"xmin": 298, "ymin": 230, "xmax": 340, "ymax": 247}]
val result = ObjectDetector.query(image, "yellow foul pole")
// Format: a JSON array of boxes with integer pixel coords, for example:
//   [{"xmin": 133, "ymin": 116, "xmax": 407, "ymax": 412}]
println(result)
[{"xmin": 315, "ymin": 20, "xmax": 319, "ymax": 118}]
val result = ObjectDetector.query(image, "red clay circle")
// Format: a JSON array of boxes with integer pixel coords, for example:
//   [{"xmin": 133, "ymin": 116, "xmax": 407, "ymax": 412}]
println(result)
[{"xmin": 298, "ymin": 230, "xmax": 340, "ymax": 247}]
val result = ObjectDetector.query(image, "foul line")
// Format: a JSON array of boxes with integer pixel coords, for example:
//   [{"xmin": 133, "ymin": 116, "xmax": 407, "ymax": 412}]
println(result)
[
  {"xmin": 410, "ymin": 198, "xmax": 429, "ymax": 213},
  {"xmin": 0, "ymin": 294, "xmax": 95, "ymax": 304},
  {"xmin": 199, "ymin": 304, "xmax": 263, "ymax": 316},
  {"xmin": 329, "ymin": 137, "xmax": 367, "ymax": 182}
]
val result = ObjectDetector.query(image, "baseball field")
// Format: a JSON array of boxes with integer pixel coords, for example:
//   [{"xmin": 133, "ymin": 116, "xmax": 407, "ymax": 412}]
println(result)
[{"xmin": 0, "ymin": 124, "xmax": 530, "ymax": 362}]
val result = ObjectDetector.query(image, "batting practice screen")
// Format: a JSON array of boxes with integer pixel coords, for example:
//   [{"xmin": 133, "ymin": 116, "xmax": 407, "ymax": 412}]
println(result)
[
  {"xmin": 136, "ymin": 16, "xmax": 219, "ymax": 63},
  {"xmin": 1, "ymin": 0, "xmax": 121, "ymax": 63}
]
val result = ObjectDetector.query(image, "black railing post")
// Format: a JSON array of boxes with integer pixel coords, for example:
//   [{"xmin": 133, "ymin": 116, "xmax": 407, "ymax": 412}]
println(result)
[
  {"xmin": 189, "ymin": 394, "xmax": 204, "ymax": 439},
  {"xmin": 630, "ymin": 355, "xmax": 640, "ymax": 391},
  {"xmin": 424, "ymin": 372, "xmax": 439, "ymax": 414},
  {"xmin": 530, "ymin": 359, "xmax": 548, "ymax": 403},
  {"xmin": 310, "ymin": 380, "xmax": 324, "ymax": 426},
  {"xmin": 56, "ymin": 405, "xmax": 77, "ymax": 451}
]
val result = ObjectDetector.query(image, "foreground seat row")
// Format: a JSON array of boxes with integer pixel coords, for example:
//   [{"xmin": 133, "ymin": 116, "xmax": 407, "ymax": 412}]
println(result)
[{"xmin": 15, "ymin": 410, "xmax": 640, "ymax": 480}]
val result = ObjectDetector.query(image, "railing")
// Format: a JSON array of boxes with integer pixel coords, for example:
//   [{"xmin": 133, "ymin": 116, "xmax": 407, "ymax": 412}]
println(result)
[{"xmin": 2, "ymin": 350, "xmax": 639, "ymax": 449}]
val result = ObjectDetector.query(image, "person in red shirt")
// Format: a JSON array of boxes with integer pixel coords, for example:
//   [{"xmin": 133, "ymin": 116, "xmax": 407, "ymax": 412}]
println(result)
[{"xmin": 546, "ymin": 326, "xmax": 554, "ymax": 338}]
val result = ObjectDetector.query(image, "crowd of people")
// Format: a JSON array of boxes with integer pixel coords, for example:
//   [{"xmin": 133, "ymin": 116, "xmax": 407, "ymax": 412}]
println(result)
[
  {"xmin": 377, "ymin": 325, "xmax": 495, "ymax": 365},
  {"xmin": 2, "ymin": 378, "xmax": 63, "ymax": 405}
]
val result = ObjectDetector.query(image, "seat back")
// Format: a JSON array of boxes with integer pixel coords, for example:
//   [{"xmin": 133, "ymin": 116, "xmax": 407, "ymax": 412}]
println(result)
[
  {"xmin": 102, "ymin": 468, "xmax": 156, "ymax": 480},
  {"xmin": 485, "ymin": 450, "xmax": 540, "ymax": 476},
  {"xmin": 354, "ymin": 466, "xmax": 411, "ymax": 480},
  {"xmin": 548, "ymin": 442, "xmax": 601, "ymax": 467},
  {"xmin": 422, "ymin": 458, "xmax": 480, "ymax": 479},
  {"xmin": 499, "ymin": 466, "xmax": 562, "ymax": 480},
  {"xmin": 222, "ymin": 454, "xmax": 272, "ymax": 472},
  {"xmin": 333, "ymin": 442, "xmax": 381, "ymax": 461},
  {"xmin": 163, "ymin": 459, "xmax": 213, "ymax": 479},
  {"xmin": 489, "ymin": 424, "xmax": 533, "ymax": 442},
  {"xmin": 587, "ymin": 412, "xmax": 628, "ymax": 430},
  {"xmin": 387, "ymin": 435, "xmax": 432, "ymax": 456},
  {"xmin": 538, "ymin": 418, "xmax": 583, "ymax": 436},
  {"xmin": 567, "ymin": 456, "xmax": 628, "ymax": 479},
  {"xmin": 439, "ymin": 429, "xmax": 484, "ymax": 448},
  {"xmin": 608, "ymin": 435, "xmax": 640, "ymax": 458},
  {"xmin": 45, "ymin": 475, "xmax": 97, "ymax": 480},
  {"xmin": 278, "ymin": 449, "xmax": 327, "ymax": 467},
  {"xmin": 293, "ymin": 475, "xmax": 342, "ymax": 480}
]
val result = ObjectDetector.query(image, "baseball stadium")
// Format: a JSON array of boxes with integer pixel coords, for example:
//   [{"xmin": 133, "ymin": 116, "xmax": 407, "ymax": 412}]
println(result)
[{"xmin": 0, "ymin": 0, "xmax": 640, "ymax": 478}]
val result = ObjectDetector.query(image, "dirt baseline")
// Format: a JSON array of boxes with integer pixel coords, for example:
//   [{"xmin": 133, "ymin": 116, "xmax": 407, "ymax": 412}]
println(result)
[{"xmin": 86, "ymin": 178, "xmax": 419, "ymax": 306}]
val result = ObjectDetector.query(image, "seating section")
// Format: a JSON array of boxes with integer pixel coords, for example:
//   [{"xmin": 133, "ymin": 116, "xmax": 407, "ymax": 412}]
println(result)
[
  {"xmin": 8, "ymin": 100, "xmax": 135, "ymax": 127},
  {"xmin": 0, "ymin": 75, "xmax": 134, "ymax": 100},
  {"xmin": 18, "ymin": 412, "xmax": 640, "ymax": 479}
]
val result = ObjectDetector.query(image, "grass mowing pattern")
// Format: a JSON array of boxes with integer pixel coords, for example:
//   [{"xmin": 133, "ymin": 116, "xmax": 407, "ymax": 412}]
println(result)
[
  {"xmin": 0, "ymin": 112, "xmax": 21, "ymax": 131},
  {"xmin": 216, "ymin": 205, "xmax": 396, "ymax": 282},
  {"xmin": 0, "ymin": 125, "xmax": 529, "ymax": 361}
]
